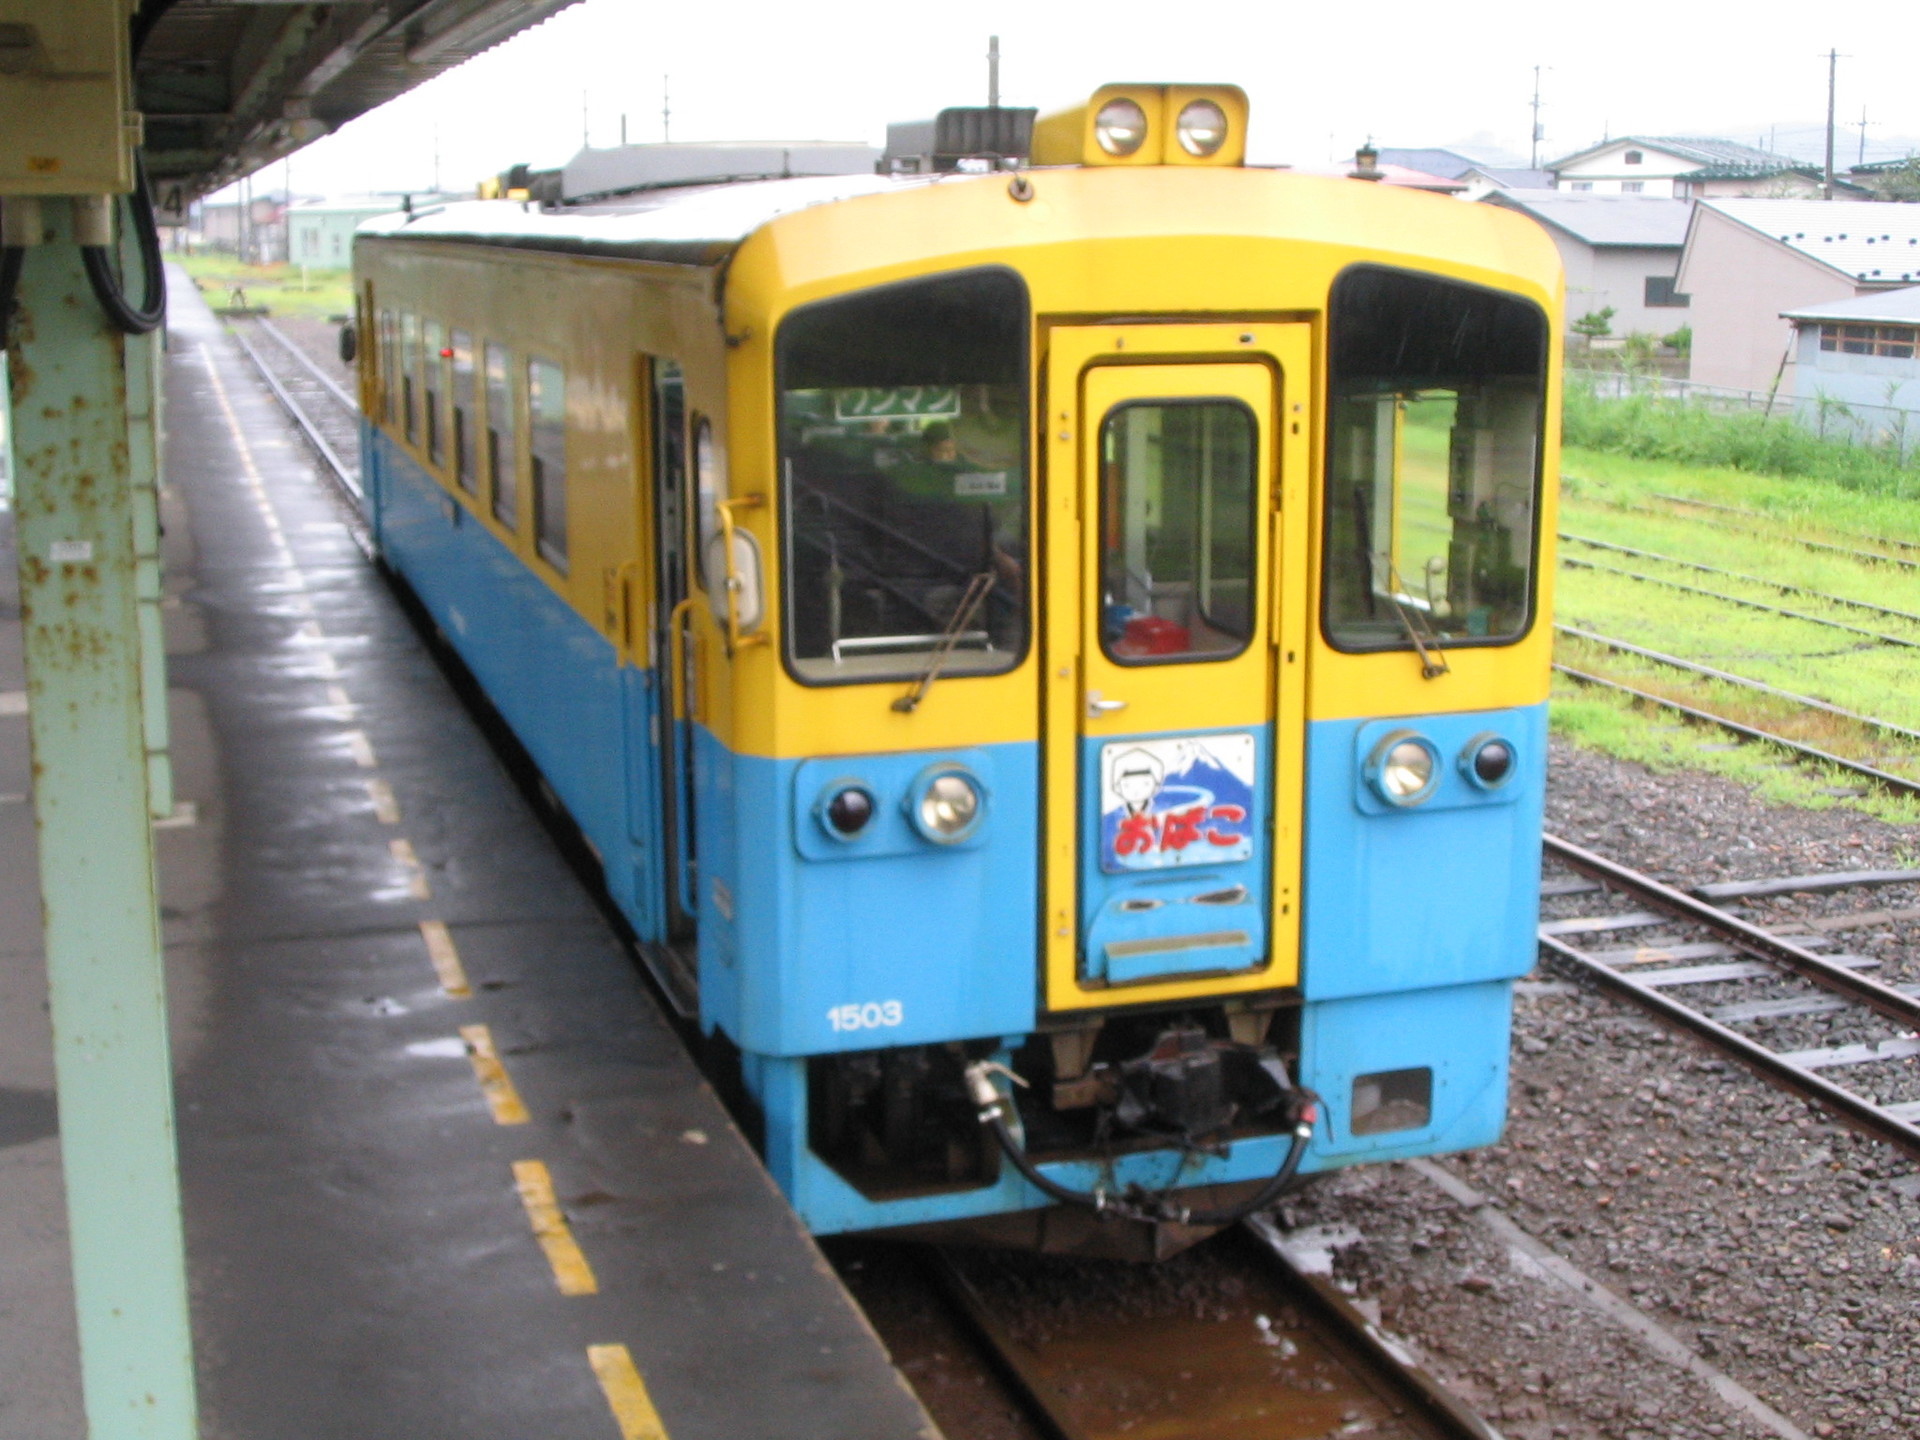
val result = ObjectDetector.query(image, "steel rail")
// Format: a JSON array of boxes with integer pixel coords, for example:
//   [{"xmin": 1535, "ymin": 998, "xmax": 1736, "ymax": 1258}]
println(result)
[
  {"xmin": 1560, "ymin": 554, "xmax": 1920, "ymax": 651},
  {"xmin": 1559, "ymin": 531, "xmax": 1920, "ymax": 629},
  {"xmin": 227, "ymin": 322, "xmax": 361, "ymax": 502},
  {"xmin": 1538, "ymin": 930, "xmax": 1920, "ymax": 1163},
  {"xmin": 1241, "ymin": 1218, "xmax": 1501, "ymax": 1440},
  {"xmin": 226, "ymin": 322, "xmax": 373, "ymax": 562},
  {"xmin": 1648, "ymin": 491, "xmax": 1920, "ymax": 559},
  {"xmin": 1556, "ymin": 624, "xmax": 1920, "ymax": 748},
  {"xmin": 253, "ymin": 315, "xmax": 358, "ymax": 416},
  {"xmin": 1553, "ymin": 664, "xmax": 1920, "ymax": 800},
  {"xmin": 925, "ymin": 1234, "xmax": 1496, "ymax": 1440},
  {"xmin": 1626, "ymin": 497, "xmax": 1920, "ymax": 573},
  {"xmin": 1542, "ymin": 834, "xmax": 1920, "ymax": 1030}
]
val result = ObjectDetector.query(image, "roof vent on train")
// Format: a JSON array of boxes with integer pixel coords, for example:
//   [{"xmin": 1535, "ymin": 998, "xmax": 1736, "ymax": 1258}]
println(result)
[
  {"xmin": 882, "ymin": 106, "xmax": 1038, "ymax": 174},
  {"xmin": 556, "ymin": 141, "xmax": 881, "ymax": 203}
]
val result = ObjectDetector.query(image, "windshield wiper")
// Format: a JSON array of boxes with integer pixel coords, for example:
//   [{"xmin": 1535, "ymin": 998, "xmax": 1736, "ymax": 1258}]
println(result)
[
  {"xmin": 892, "ymin": 571, "xmax": 997, "ymax": 713},
  {"xmin": 1381, "ymin": 558, "xmax": 1450, "ymax": 680}
]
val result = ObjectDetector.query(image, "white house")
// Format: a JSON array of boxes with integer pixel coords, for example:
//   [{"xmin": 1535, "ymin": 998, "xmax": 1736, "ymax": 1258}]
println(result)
[
  {"xmin": 1548, "ymin": 137, "xmax": 1871, "ymax": 201},
  {"xmin": 288, "ymin": 198, "xmax": 403, "ymax": 270},
  {"xmin": 1479, "ymin": 190, "xmax": 1692, "ymax": 336},
  {"xmin": 1780, "ymin": 287, "xmax": 1920, "ymax": 447},
  {"xmin": 1675, "ymin": 199, "xmax": 1920, "ymax": 393}
]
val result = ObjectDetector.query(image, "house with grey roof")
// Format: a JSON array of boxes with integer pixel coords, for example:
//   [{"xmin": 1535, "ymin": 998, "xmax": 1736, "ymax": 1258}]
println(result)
[
  {"xmin": 1548, "ymin": 137, "xmax": 1871, "ymax": 201},
  {"xmin": 1780, "ymin": 287, "xmax": 1920, "ymax": 448},
  {"xmin": 1676, "ymin": 199, "xmax": 1920, "ymax": 392},
  {"xmin": 1375, "ymin": 149, "xmax": 1550, "ymax": 200},
  {"xmin": 1479, "ymin": 190, "xmax": 1692, "ymax": 336}
]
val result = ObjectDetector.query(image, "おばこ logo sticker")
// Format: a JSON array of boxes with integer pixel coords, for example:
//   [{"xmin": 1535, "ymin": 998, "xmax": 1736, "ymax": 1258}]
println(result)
[{"xmin": 1098, "ymin": 734, "xmax": 1256, "ymax": 873}]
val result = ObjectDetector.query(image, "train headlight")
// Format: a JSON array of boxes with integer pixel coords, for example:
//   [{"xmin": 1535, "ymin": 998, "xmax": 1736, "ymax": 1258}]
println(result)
[
  {"xmin": 1366, "ymin": 731, "xmax": 1439, "ymax": 806},
  {"xmin": 1175, "ymin": 99, "xmax": 1229, "ymax": 157},
  {"xmin": 818, "ymin": 783, "xmax": 877, "ymax": 840},
  {"xmin": 1093, "ymin": 98, "xmax": 1149, "ymax": 157},
  {"xmin": 1460, "ymin": 734, "xmax": 1517, "ymax": 791},
  {"xmin": 910, "ymin": 766, "xmax": 985, "ymax": 843}
]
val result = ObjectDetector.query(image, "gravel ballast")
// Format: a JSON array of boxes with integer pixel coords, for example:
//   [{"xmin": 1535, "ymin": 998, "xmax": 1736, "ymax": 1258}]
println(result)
[{"xmin": 1283, "ymin": 737, "xmax": 1920, "ymax": 1440}]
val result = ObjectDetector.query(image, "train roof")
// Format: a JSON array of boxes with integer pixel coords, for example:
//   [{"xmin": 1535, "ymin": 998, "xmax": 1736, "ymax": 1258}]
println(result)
[
  {"xmin": 354, "ymin": 172, "xmax": 931, "ymax": 266},
  {"xmin": 355, "ymin": 166, "xmax": 1563, "ymax": 303}
]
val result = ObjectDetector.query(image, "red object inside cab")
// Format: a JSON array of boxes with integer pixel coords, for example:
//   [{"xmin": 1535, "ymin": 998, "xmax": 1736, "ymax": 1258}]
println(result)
[{"xmin": 1116, "ymin": 615, "xmax": 1189, "ymax": 656}]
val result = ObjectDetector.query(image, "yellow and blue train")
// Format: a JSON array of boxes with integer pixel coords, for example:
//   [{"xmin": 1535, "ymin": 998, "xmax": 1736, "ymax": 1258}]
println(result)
[{"xmin": 352, "ymin": 84, "xmax": 1561, "ymax": 1250}]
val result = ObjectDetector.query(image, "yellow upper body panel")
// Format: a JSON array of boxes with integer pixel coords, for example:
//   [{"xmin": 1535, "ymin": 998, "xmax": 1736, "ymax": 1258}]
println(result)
[{"xmin": 359, "ymin": 166, "xmax": 1562, "ymax": 761}]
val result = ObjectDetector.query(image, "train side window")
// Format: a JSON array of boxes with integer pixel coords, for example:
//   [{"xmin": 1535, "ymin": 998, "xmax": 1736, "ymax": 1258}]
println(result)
[
  {"xmin": 528, "ymin": 358, "xmax": 568, "ymax": 571},
  {"xmin": 378, "ymin": 310, "xmax": 397, "ymax": 426},
  {"xmin": 776, "ymin": 267, "xmax": 1030, "ymax": 684},
  {"xmin": 1323, "ymin": 266, "xmax": 1546, "ymax": 652},
  {"xmin": 400, "ymin": 313, "xmax": 419, "ymax": 444},
  {"xmin": 485, "ymin": 342, "xmax": 517, "ymax": 529},
  {"xmin": 423, "ymin": 320, "xmax": 445, "ymax": 468},
  {"xmin": 1098, "ymin": 399, "xmax": 1257, "ymax": 663},
  {"xmin": 450, "ymin": 329, "xmax": 476, "ymax": 494}
]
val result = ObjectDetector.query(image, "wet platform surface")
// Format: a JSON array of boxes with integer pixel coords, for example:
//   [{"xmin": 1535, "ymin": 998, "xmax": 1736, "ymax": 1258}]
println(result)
[{"xmin": 0, "ymin": 277, "xmax": 937, "ymax": 1439}]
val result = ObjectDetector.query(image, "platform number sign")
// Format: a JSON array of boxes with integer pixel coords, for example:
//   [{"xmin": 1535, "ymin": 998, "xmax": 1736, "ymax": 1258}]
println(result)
[{"xmin": 153, "ymin": 182, "xmax": 189, "ymax": 228}]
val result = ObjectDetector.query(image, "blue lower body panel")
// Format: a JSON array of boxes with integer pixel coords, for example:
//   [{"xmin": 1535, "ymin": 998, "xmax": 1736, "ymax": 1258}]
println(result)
[{"xmin": 369, "ymin": 429, "xmax": 1529, "ymax": 1234}]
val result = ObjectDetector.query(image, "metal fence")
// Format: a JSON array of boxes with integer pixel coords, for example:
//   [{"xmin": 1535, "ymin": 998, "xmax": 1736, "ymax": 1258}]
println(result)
[{"xmin": 1570, "ymin": 367, "xmax": 1920, "ymax": 462}]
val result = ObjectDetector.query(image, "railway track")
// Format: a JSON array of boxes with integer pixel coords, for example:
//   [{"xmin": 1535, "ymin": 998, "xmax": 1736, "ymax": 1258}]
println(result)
[
  {"xmin": 1648, "ymin": 491, "xmax": 1920, "ymax": 565},
  {"xmin": 1625, "ymin": 494, "xmax": 1920, "ymax": 573},
  {"xmin": 1539, "ymin": 836, "xmax": 1920, "ymax": 1163},
  {"xmin": 848, "ymin": 1225, "xmax": 1499, "ymax": 1440},
  {"xmin": 225, "ymin": 315, "xmax": 369, "ymax": 549}
]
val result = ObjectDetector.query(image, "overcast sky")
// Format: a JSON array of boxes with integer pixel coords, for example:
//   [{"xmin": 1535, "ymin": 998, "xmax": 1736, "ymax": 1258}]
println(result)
[{"xmin": 250, "ymin": 0, "xmax": 1920, "ymax": 202}]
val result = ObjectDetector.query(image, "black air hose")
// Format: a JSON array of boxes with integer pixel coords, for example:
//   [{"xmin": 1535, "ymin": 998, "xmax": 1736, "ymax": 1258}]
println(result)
[
  {"xmin": 81, "ymin": 152, "xmax": 166, "ymax": 335},
  {"xmin": 966, "ymin": 1060, "xmax": 1320, "ymax": 1227},
  {"xmin": 0, "ymin": 242, "xmax": 23, "ymax": 346}
]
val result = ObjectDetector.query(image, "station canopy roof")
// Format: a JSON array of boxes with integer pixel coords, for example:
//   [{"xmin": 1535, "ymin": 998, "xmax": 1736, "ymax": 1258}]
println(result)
[{"xmin": 136, "ymin": 0, "xmax": 583, "ymax": 199}]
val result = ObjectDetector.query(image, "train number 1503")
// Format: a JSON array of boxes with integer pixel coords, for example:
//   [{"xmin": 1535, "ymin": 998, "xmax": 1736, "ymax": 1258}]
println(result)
[{"xmin": 828, "ymin": 1000, "xmax": 903, "ymax": 1032}]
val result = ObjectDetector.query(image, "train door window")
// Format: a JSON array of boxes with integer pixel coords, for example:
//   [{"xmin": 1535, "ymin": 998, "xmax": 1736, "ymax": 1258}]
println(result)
[
  {"xmin": 1098, "ymin": 400, "xmax": 1257, "ymax": 662},
  {"xmin": 529, "ymin": 358, "xmax": 568, "ymax": 571},
  {"xmin": 378, "ymin": 310, "xmax": 397, "ymax": 425},
  {"xmin": 1323, "ymin": 266, "xmax": 1546, "ymax": 651},
  {"xmin": 450, "ymin": 329, "xmax": 477, "ymax": 494},
  {"xmin": 400, "ymin": 313, "xmax": 419, "ymax": 444},
  {"xmin": 423, "ymin": 320, "xmax": 445, "ymax": 468},
  {"xmin": 485, "ymin": 342, "xmax": 517, "ymax": 529},
  {"xmin": 776, "ymin": 267, "xmax": 1029, "ymax": 683}
]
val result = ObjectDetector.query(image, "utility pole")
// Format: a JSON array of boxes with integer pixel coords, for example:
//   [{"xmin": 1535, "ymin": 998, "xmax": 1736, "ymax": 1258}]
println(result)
[
  {"xmin": 1856, "ymin": 106, "xmax": 1868, "ymax": 167},
  {"xmin": 662, "ymin": 75, "xmax": 671, "ymax": 143},
  {"xmin": 1529, "ymin": 65, "xmax": 1546, "ymax": 169},
  {"xmin": 581, "ymin": 88, "xmax": 590, "ymax": 150},
  {"xmin": 1823, "ymin": 48, "xmax": 1837, "ymax": 200},
  {"xmin": 988, "ymin": 35, "xmax": 1000, "ymax": 109}
]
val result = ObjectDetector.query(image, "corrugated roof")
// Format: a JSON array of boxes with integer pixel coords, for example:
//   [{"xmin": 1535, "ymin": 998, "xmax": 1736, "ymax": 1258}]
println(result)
[
  {"xmin": 1781, "ymin": 285, "xmax": 1920, "ymax": 325},
  {"xmin": 1480, "ymin": 189, "xmax": 1692, "ymax": 248},
  {"xmin": 1376, "ymin": 148, "xmax": 1484, "ymax": 181},
  {"xmin": 1549, "ymin": 135, "xmax": 1803, "ymax": 174},
  {"xmin": 1465, "ymin": 167, "xmax": 1555, "ymax": 190},
  {"xmin": 1702, "ymin": 200, "xmax": 1920, "ymax": 284}
]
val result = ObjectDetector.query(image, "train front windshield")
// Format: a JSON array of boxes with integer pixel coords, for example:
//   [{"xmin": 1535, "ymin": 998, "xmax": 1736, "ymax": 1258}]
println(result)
[
  {"xmin": 1323, "ymin": 266, "xmax": 1547, "ymax": 650},
  {"xmin": 777, "ymin": 269, "xmax": 1030, "ymax": 683}
]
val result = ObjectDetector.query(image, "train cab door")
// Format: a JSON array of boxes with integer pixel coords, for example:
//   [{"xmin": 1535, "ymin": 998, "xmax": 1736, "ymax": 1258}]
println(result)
[
  {"xmin": 1041, "ymin": 324, "xmax": 1313, "ymax": 1014},
  {"xmin": 636, "ymin": 358, "xmax": 700, "ymax": 967}
]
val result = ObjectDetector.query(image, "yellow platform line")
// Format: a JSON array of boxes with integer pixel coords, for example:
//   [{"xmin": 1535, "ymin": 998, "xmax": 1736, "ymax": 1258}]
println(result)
[
  {"xmin": 327, "ymin": 683, "xmax": 359, "ymax": 717},
  {"xmin": 390, "ymin": 837, "xmax": 431, "ymax": 900},
  {"xmin": 460, "ymin": 1024, "xmax": 529, "ymax": 1125},
  {"xmin": 367, "ymin": 777, "xmax": 401, "ymax": 825},
  {"xmin": 346, "ymin": 729, "xmax": 377, "ymax": 768},
  {"xmin": 512, "ymin": 1160, "xmax": 598, "ymax": 1296},
  {"xmin": 418, "ymin": 920, "xmax": 471, "ymax": 998},
  {"xmin": 587, "ymin": 1344, "xmax": 668, "ymax": 1440}
]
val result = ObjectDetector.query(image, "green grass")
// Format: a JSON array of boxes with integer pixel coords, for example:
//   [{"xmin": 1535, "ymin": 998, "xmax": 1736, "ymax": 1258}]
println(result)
[
  {"xmin": 1551, "ymin": 447, "xmax": 1920, "ymax": 826},
  {"xmin": 175, "ymin": 254, "xmax": 354, "ymax": 320},
  {"xmin": 1563, "ymin": 376, "xmax": 1920, "ymax": 497}
]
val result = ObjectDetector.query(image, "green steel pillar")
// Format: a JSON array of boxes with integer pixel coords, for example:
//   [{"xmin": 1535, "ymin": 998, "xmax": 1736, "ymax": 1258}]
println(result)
[{"xmin": 6, "ymin": 197, "xmax": 198, "ymax": 1438}]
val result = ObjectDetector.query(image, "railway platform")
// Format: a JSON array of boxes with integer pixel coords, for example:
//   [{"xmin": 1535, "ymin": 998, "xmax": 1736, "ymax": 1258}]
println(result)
[{"xmin": 0, "ymin": 273, "xmax": 937, "ymax": 1440}]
